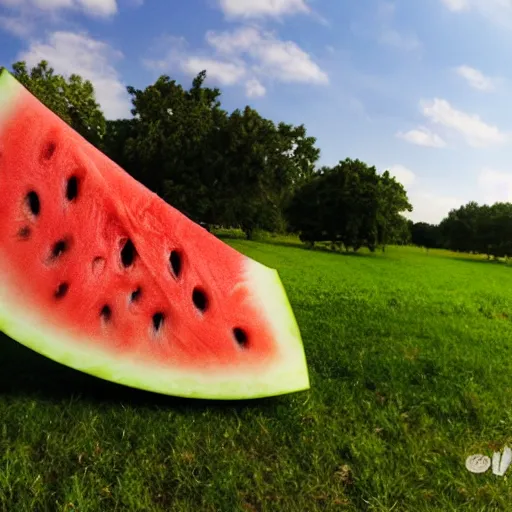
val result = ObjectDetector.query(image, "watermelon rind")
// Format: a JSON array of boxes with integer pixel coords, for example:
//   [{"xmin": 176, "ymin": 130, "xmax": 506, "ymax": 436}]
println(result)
[
  {"xmin": 0, "ymin": 69, "xmax": 20, "ymax": 124},
  {"xmin": 0, "ymin": 69, "xmax": 310, "ymax": 400}
]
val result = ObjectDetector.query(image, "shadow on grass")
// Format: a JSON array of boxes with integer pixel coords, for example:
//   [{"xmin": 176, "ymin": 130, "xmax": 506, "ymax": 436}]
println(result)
[
  {"xmin": 438, "ymin": 254, "xmax": 512, "ymax": 267},
  {"xmin": 217, "ymin": 234, "xmax": 374, "ymax": 258},
  {"xmin": 0, "ymin": 333, "xmax": 286, "ymax": 412}
]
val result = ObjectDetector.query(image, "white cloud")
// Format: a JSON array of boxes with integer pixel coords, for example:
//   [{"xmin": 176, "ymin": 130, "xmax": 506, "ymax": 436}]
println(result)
[
  {"xmin": 0, "ymin": 0, "xmax": 117, "ymax": 17},
  {"xmin": 206, "ymin": 27, "xmax": 328, "ymax": 85},
  {"xmin": 19, "ymin": 31, "xmax": 131, "ymax": 119},
  {"xmin": 407, "ymin": 191, "xmax": 465, "ymax": 224},
  {"xmin": 477, "ymin": 168, "xmax": 512, "ymax": 204},
  {"xmin": 440, "ymin": 0, "xmax": 468, "ymax": 11},
  {"xmin": 218, "ymin": 0, "xmax": 309, "ymax": 19},
  {"xmin": 421, "ymin": 98, "xmax": 508, "ymax": 148},
  {"xmin": 246, "ymin": 78, "xmax": 266, "ymax": 98},
  {"xmin": 456, "ymin": 65, "xmax": 495, "ymax": 91},
  {"xmin": 387, "ymin": 164, "xmax": 416, "ymax": 187},
  {"xmin": 206, "ymin": 27, "xmax": 260, "ymax": 55},
  {"xmin": 440, "ymin": 0, "xmax": 512, "ymax": 28},
  {"xmin": 145, "ymin": 27, "xmax": 328, "ymax": 98},
  {"xmin": 381, "ymin": 163, "xmax": 462, "ymax": 223},
  {"xmin": 0, "ymin": 14, "xmax": 32, "ymax": 37},
  {"xmin": 182, "ymin": 58, "xmax": 246, "ymax": 85},
  {"xmin": 396, "ymin": 126, "xmax": 447, "ymax": 148}
]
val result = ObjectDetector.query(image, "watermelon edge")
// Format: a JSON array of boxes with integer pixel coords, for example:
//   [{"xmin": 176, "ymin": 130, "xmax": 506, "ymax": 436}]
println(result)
[{"xmin": 0, "ymin": 69, "xmax": 21, "ymax": 126}]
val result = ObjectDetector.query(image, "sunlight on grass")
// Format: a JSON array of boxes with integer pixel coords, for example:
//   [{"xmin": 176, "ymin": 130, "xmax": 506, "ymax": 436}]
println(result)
[{"xmin": 3, "ymin": 242, "xmax": 512, "ymax": 510}]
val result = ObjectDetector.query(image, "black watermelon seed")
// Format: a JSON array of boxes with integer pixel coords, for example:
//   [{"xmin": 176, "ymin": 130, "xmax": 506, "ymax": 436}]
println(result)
[
  {"xmin": 100, "ymin": 305, "xmax": 112, "ymax": 322},
  {"xmin": 120, "ymin": 239, "xmax": 136, "ymax": 267},
  {"xmin": 192, "ymin": 288, "xmax": 208, "ymax": 313},
  {"xmin": 51, "ymin": 239, "xmax": 67, "ymax": 259},
  {"xmin": 131, "ymin": 288, "xmax": 142, "ymax": 302},
  {"xmin": 54, "ymin": 283, "xmax": 69, "ymax": 299},
  {"xmin": 169, "ymin": 250, "xmax": 181, "ymax": 278},
  {"xmin": 152, "ymin": 313, "xmax": 164, "ymax": 332},
  {"xmin": 26, "ymin": 191, "xmax": 40, "ymax": 216},
  {"xmin": 233, "ymin": 328, "xmax": 248, "ymax": 347},
  {"xmin": 66, "ymin": 176, "xmax": 78, "ymax": 201}
]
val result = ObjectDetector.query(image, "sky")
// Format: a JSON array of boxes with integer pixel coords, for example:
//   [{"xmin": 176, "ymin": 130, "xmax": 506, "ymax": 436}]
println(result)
[{"xmin": 1, "ymin": 0, "xmax": 512, "ymax": 224}]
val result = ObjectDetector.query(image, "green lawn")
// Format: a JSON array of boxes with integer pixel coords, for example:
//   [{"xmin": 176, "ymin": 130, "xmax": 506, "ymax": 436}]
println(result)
[{"xmin": 3, "ymin": 241, "xmax": 512, "ymax": 511}]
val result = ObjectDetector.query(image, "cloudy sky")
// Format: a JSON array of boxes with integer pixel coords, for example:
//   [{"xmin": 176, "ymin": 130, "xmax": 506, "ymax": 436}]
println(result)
[{"xmin": 0, "ymin": 0, "xmax": 511, "ymax": 223}]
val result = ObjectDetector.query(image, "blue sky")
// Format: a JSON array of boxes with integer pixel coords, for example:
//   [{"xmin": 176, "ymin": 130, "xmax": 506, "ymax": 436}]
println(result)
[{"xmin": 1, "ymin": 0, "xmax": 512, "ymax": 223}]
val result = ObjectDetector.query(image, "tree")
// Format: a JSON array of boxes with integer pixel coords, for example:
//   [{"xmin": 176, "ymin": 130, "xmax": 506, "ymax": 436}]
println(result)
[
  {"xmin": 286, "ymin": 158, "xmax": 412, "ymax": 252},
  {"xmin": 376, "ymin": 170, "xmax": 413, "ymax": 251},
  {"xmin": 411, "ymin": 222, "xmax": 441, "ymax": 250},
  {"xmin": 10, "ymin": 60, "xmax": 106, "ymax": 147},
  {"xmin": 102, "ymin": 118, "xmax": 139, "ymax": 176},
  {"xmin": 217, "ymin": 106, "xmax": 284, "ymax": 239},
  {"xmin": 123, "ymin": 71, "xmax": 227, "ymax": 221}
]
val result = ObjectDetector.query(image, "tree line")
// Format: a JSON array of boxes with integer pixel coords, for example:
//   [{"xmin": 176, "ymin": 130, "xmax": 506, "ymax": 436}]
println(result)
[
  {"xmin": 411, "ymin": 202, "xmax": 512, "ymax": 259},
  {"xmin": 5, "ymin": 60, "xmax": 512, "ymax": 256}
]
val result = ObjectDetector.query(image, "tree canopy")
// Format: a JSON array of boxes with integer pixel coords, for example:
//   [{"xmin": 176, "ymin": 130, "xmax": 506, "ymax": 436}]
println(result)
[
  {"xmin": 10, "ymin": 61, "xmax": 106, "ymax": 148},
  {"xmin": 286, "ymin": 159, "xmax": 412, "ymax": 251}
]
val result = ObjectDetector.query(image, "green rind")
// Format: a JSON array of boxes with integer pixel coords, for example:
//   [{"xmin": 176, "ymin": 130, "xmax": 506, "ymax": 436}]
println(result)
[
  {"xmin": 0, "ymin": 71, "xmax": 310, "ymax": 399},
  {"xmin": 0, "ymin": 70, "xmax": 21, "ymax": 126}
]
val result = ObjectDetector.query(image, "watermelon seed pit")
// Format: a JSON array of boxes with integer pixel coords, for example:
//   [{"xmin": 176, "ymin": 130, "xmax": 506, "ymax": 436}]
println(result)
[
  {"xmin": 131, "ymin": 288, "xmax": 142, "ymax": 302},
  {"xmin": 51, "ymin": 239, "xmax": 68, "ymax": 259},
  {"xmin": 54, "ymin": 283, "xmax": 69, "ymax": 299},
  {"xmin": 42, "ymin": 141, "xmax": 56, "ymax": 161},
  {"xmin": 100, "ymin": 305, "xmax": 112, "ymax": 322},
  {"xmin": 169, "ymin": 250, "xmax": 181, "ymax": 278},
  {"xmin": 120, "ymin": 239, "xmax": 137, "ymax": 268},
  {"xmin": 92, "ymin": 257, "xmax": 105, "ymax": 276},
  {"xmin": 26, "ymin": 191, "xmax": 40, "ymax": 216},
  {"xmin": 18, "ymin": 226, "xmax": 31, "ymax": 239},
  {"xmin": 192, "ymin": 288, "xmax": 208, "ymax": 313},
  {"xmin": 152, "ymin": 313, "xmax": 165, "ymax": 332},
  {"xmin": 233, "ymin": 328, "xmax": 248, "ymax": 347},
  {"xmin": 66, "ymin": 176, "xmax": 78, "ymax": 201}
]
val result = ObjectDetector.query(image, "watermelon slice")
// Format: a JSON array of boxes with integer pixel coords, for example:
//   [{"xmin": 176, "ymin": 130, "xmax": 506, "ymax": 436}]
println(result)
[{"xmin": 0, "ymin": 70, "xmax": 309, "ymax": 400}]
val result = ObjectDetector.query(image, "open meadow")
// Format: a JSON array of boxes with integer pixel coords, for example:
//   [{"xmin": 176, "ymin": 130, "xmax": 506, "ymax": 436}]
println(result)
[{"xmin": 2, "ymin": 236, "xmax": 512, "ymax": 511}]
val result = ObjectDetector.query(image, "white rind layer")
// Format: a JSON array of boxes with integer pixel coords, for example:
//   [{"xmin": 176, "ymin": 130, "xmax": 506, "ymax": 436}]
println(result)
[{"xmin": 0, "ymin": 70, "xmax": 310, "ymax": 399}]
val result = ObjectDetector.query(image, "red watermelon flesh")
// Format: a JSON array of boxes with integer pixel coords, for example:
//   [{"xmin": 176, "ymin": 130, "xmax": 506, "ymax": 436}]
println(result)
[{"xmin": 0, "ymin": 70, "xmax": 309, "ymax": 399}]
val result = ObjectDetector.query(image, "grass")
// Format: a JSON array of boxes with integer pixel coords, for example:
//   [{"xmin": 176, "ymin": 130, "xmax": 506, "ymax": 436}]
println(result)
[{"xmin": 3, "ymin": 240, "xmax": 512, "ymax": 510}]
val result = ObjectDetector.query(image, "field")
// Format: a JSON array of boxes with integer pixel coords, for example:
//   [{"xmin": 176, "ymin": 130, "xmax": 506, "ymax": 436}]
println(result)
[{"xmin": 3, "ymin": 237, "xmax": 512, "ymax": 511}]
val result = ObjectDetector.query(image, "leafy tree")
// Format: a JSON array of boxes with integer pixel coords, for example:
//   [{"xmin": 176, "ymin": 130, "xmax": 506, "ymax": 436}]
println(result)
[
  {"xmin": 287, "ymin": 158, "xmax": 412, "ymax": 252},
  {"xmin": 10, "ymin": 60, "xmax": 106, "ymax": 147},
  {"xmin": 439, "ymin": 201, "xmax": 481, "ymax": 253},
  {"xmin": 102, "ymin": 118, "xmax": 138, "ymax": 173},
  {"xmin": 123, "ymin": 71, "xmax": 228, "ymax": 223},
  {"xmin": 389, "ymin": 215, "xmax": 412, "ymax": 245},
  {"xmin": 217, "ymin": 106, "xmax": 284, "ymax": 239},
  {"xmin": 436, "ymin": 201, "xmax": 512, "ymax": 259},
  {"xmin": 376, "ymin": 170, "xmax": 413, "ymax": 251},
  {"xmin": 411, "ymin": 222, "xmax": 441, "ymax": 250}
]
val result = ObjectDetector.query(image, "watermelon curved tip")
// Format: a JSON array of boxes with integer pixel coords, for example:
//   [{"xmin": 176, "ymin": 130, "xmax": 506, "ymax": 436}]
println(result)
[{"xmin": 0, "ymin": 69, "xmax": 20, "ymax": 123}]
